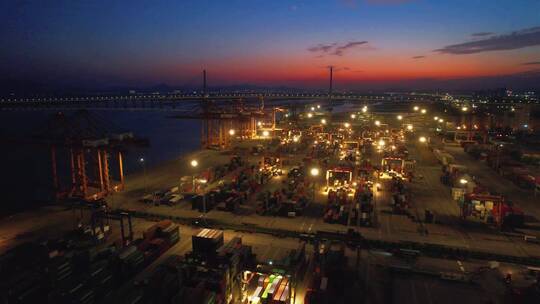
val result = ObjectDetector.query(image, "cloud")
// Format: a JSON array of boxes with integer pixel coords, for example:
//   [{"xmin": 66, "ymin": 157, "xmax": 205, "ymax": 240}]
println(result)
[
  {"xmin": 512, "ymin": 69, "xmax": 540, "ymax": 77},
  {"xmin": 412, "ymin": 55, "xmax": 425, "ymax": 59},
  {"xmin": 308, "ymin": 41, "xmax": 370, "ymax": 57},
  {"xmin": 471, "ymin": 32, "xmax": 493, "ymax": 37},
  {"xmin": 522, "ymin": 61, "xmax": 540, "ymax": 65},
  {"xmin": 332, "ymin": 41, "xmax": 369, "ymax": 56},
  {"xmin": 321, "ymin": 65, "xmax": 351, "ymax": 72},
  {"xmin": 434, "ymin": 26, "xmax": 540, "ymax": 55},
  {"xmin": 331, "ymin": 66, "xmax": 352, "ymax": 71},
  {"xmin": 308, "ymin": 43, "xmax": 337, "ymax": 53}
]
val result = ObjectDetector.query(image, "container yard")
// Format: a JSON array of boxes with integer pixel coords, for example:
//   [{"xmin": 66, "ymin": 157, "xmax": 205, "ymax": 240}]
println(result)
[
  {"xmin": 3, "ymin": 1, "xmax": 540, "ymax": 302},
  {"xmin": 2, "ymin": 97, "xmax": 540, "ymax": 303}
]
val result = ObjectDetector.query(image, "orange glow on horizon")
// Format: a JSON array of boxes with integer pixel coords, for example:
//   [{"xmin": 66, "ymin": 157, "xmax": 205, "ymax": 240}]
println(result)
[{"xmin": 144, "ymin": 49, "xmax": 535, "ymax": 86}]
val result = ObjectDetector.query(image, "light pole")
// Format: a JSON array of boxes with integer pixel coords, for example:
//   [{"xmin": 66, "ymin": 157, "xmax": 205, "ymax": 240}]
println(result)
[
  {"xmin": 310, "ymin": 167, "xmax": 320, "ymax": 203},
  {"xmin": 139, "ymin": 157, "xmax": 147, "ymax": 194},
  {"xmin": 191, "ymin": 159, "xmax": 207, "ymax": 217},
  {"xmin": 461, "ymin": 106, "xmax": 472, "ymax": 139},
  {"xmin": 190, "ymin": 159, "xmax": 198, "ymax": 192},
  {"xmin": 228, "ymin": 129, "xmax": 235, "ymax": 147}
]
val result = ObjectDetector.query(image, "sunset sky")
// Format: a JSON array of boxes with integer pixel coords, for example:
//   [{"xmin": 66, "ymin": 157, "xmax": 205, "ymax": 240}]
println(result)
[{"xmin": 2, "ymin": 0, "xmax": 540, "ymax": 91}]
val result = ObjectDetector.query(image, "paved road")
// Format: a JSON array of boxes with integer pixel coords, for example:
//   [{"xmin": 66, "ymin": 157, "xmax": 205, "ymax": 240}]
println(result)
[
  {"xmin": 444, "ymin": 145, "xmax": 540, "ymax": 222},
  {"xmin": 116, "ymin": 139, "xmax": 540, "ymax": 260}
]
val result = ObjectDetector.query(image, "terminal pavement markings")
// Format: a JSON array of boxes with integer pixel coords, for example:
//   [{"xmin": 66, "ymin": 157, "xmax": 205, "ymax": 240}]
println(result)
[{"xmin": 115, "ymin": 208, "xmax": 540, "ymax": 267}]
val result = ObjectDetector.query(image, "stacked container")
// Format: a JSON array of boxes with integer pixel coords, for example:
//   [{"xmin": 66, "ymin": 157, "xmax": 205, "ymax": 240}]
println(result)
[{"xmin": 192, "ymin": 229, "xmax": 224, "ymax": 258}]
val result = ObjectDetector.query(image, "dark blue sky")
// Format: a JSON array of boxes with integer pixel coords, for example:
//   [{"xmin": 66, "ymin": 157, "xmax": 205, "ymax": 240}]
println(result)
[{"xmin": 2, "ymin": 0, "xmax": 540, "ymax": 91}]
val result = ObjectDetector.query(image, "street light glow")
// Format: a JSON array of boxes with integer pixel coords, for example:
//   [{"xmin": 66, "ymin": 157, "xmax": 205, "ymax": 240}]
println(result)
[
  {"xmin": 413, "ymin": 106, "xmax": 419, "ymax": 111},
  {"xmin": 228, "ymin": 129, "xmax": 235, "ymax": 136},
  {"xmin": 190, "ymin": 160, "xmax": 198, "ymax": 167},
  {"xmin": 351, "ymin": 114, "xmax": 356, "ymax": 119},
  {"xmin": 344, "ymin": 122, "xmax": 350, "ymax": 128},
  {"xmin": 421, "ymin": 109, "xmax": 427, "ymax": 114},
  {"xmin": 397, "ymin": 115, "xmax": 403, "ymax": 120},
  {"xmin": 378, "ymin": 139, "xmax": 385, "ymax": 147},
  {"xmin": 375, "ymin": 120, "xmax": 380, "ymax": 126},
  {"xmin": 362, "ymin": 106, "xmax": 367, "ymax": 113},
  {"xmin": 262, "ymin": 130, "xmax": 270, "ymax": 137},
  {"xmin": 307, "ymin": 113, "xmax": 313, "ymax": 118},
  {"xmin": 439, "ymin": 119, "xmax": 444, "ymax": 123},
  {"xmin": 407, "ymin": 124, "xmax": 413, "ymax": 131},
  {"xmin": 139, "ymin": 157, "xmax": 144, "ymax": 163},
  {"xmin": 317, "ymin": 105, "xmax": 321, "ymax": 109},
  {"xmin": 460, "ymin": 178, "xmax": 468, "ymax": 185},
  {"xmin": 462, "ymin": 106, "xmax": 468, "ymax": 112},
  {"xmin": 321, "ymin": 118, "xmax": 327, "ymax": 125},
  {"xmin": 311, "ymin": 106, "xmax": 315, "ymax": 111},
  {"xmin": 419, "ymin": 136, "xmax": 427, "ymax": 143},
  {"xmin": 310, "ymin": 168, "xmax": 320, "ymax": 176},
  {"xmin": 434, "ymin": 116, "xmax": 439, "ymax": 121}
]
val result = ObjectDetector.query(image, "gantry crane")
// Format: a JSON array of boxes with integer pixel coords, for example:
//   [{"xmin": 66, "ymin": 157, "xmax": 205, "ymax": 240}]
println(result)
[
  {"xmin": 32, "ymin": 110, "xmax": 147, "ymax": 201},
  {"xmin": 170, "ymin": 70, "xmax": 275, "ymax": 149}
]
